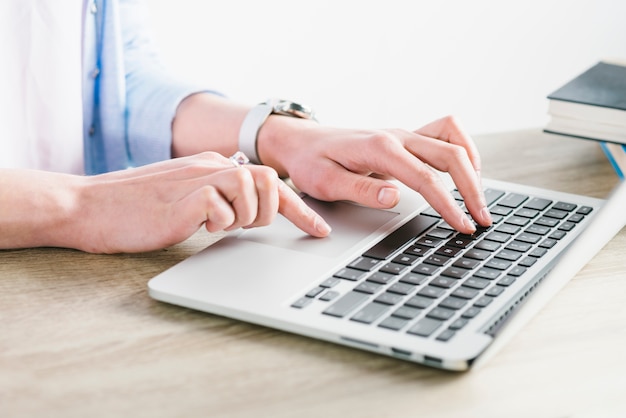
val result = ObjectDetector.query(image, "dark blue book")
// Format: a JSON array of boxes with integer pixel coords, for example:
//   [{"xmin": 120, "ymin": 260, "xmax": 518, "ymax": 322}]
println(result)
[{"xmin": 545, "ymin": 61, "xmax": 626, "ymax": 144}]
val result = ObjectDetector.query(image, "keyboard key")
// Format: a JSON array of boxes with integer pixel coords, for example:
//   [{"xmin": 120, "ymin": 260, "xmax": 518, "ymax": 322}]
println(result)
[
  {"xmin": 558, "ymin": 222, "xmax": 575, "ymax": 232},
  {"xmin": 447, "ymin": 235, "xmax": 475, "ymax": 249},
  {"xmin": 506, "ymin": 240, "xmax": 532, "ymax": 252},
  {"xmin": 404, "ymin": 244, "xmax": 430, "ymax": 257},
  {"xmin": 378, "ymin": 316, "xmax": 409, "ymax": 331},
  {"xmin": 320, "ymin": 277, "xmax": 341, "ymax": 288},
  {"xmin": 399, "ymin": 272, "xmax": 429, "ymax": 286},
  {"xmin": 366, "ymin": 271, "xmax": 395, "ymax": 285},
  {"xmin": 374, "ymin": 292, "xmax": 404, "ymax": 306},
  {"xmin": 430, "ymin": 276, "xmax": 458, "ymax": 289},
  {"xmin": 515, "ymin": 208, "xmax": 539, "ymax": 218},
  {"xmin": 523, "ymin": 197, "xmax": 552, "ymax": 211},
  {"xmin": 545, "ymin": 209, "xmax": 569, "ymax": 219},
  {"xmin": 507, "ymin": 266, "xmax": 527, "ymax": 277},
  {"xmin": 387, "ymin": 282, "xmax": 416, "ymax": 295},
  {"xmin": 495, "ymin": 223, "xmax": 521, "ymax": 235},
  {"xmin": 439, "ymin": 296, "xmax": 468, "ymax": 310},
  {"xmin": 363, "ymin": 215, "xmax": 438, "ymax": 260},
  {"xmin": 576, "ymin": 206, "xmax": 593, "ymax": 215},
  {"xmin": 465, "ymin": 248, "xmax": 492, "ymax": 260},
  {"xmin": 463, "ymin": 277, "xmax": 490, "ymax": 289},
  {"xmin": 453, "ymin": 257, "xmax": 481, "ymax": 269},
  {"xmin": 553, "ymin": 201, "xmax": 577, "ymax": 212},
  {"xmin": 415, "ymin": 236, "xmax": 443, "ymax": 248},
  {"xmin": 529, "ymin": 247, "xmax": 547, "ymax": 258},
  {"xmin": 567, "ymin": 214, "xmax": 585, "ymax": 223},
  {"xmin": 474, "ymin": 296, "xmax": 494, "ymax": 307},
  {"xmin": 525, "ymin": 224, "xmax": 550, "ymax": 235},
  {"xmin": 392, "ymin": 253, "xmax": 420, "ymax": 266},
  {"xmin": 405, "ymin": 295, "xmax": 434, "ymax": 309},
  {"xmin": 440, "ymin": 266, "xmax": 470, "ymax": 279},
  {"xmin": 291, "ymin": 297, "xmax": 313, "ymax": 309},
  {"xmin": 380, "ymin": 262, "xmax": 409, "ymax": 275},
  {"xmin": 484, "ymin": 188, "xmax": 505, "ymax": 206},
  {"xmin": 427, "ymin": 228, "xmax": 454, "ymax": 239},
  {"xmin": 498, "ymin": 276, "xmax": 517, "ymax": 286},
  {"xmin": 323, "ymin": 291, "xmax": 369, "ymax": 317},
  {"xmin": 306, "ymin": 286, "xmax": 325, "ymax": 298},
  {"xmin": 449, "ymin": 318, "xmax": 469, "ymax": 330},
  {"xmin": 334, "ymin": 267, "xmax": 367, "ymax": 281},
  {"xmin": 495, "ymin": 249, "xmax": 522, "ymax": 262},
  {"xmin": 473, "ymin": 240, "xmax": 502, "ymax": 252},
  {"xmin": 412, "ymin": 263, "xmax": 440, "ymax": 276},
  {"xmin": 516, "ymin": 232, "xmax": 542, "ymax": 244},
  {"xmin": 519, "ymin": 257, "xmax": 537, "ymax": 267},
  {"xmin": 392, "ymin": 306, "xmax": 422, "ymax": 319},
  {"xmin": 418, "ymin": 286, "xmax": 446, "ymax": 299},
  {"xmin": 462, "ymin": 307, "xmax": 481, "ymax": 318},
  {"xmin": 451, "ymin": 286, "xmax": 479, "ymax": 299},
  {"xmin": 319, "ymin": 290, "xmax": 340, "ymax": 302},
  {"xmin": 474, "ymin": 267, "xmax": 502, "ymax": 280},
  {"xmin": 549, "ymin": 230, "xmax": 567, "ymax": 240},
  {"xmin": 485, "ymin": 258, "xmax": 512, "ymax": 270},
  {"xmin": 491, "ymin": 205, "xmax": 513, "ymax": 216},
  {"xmin": 408, "ymin": 318, "xmax": 443, "ymax": 337},
  {"xmin": 348, "ymin": 256, "xmax": 381, "ymax": 272},
  {"xmin": 354, "ymin": 282, "xmax": 383, "ymax": 294},
  {"xmin": 486, "ymin": 285, "xmax": 505, "ymax": 297},
  {"xmin": 535, "ymin": 216, "xmax": 560, "ymax": 228},
  {"xmin": 499, "ymin": 193, "xmax": 528, "ymax": 208},
  {"xmin": 424, "ymin": 254, "xmax": 452, "ymax": 266},
  {"xmin": 426, "ymin": 307, "xmax": 456, "ymax": 321},
  {"xmin": 539, "ymin": 238, "xmax": 558, "ymax": 249},
  {"xmin": 436, "ymin": 246, "xmax": 464, "ymax": 257},
  {"xmin": 351, "ymin": 302, "xmax": 389, "ymax": 324},
  {"xmin": 505, "ymin": 216, "xmax": 530, "ymax": 227},
  {"xmin": 436, "ymin": 329, "xmax": 456, "ymax": 342}
]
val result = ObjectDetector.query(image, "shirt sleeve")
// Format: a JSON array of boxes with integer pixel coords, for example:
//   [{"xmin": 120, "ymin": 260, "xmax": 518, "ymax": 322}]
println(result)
[{"xmin": 118, "ymin": 0, "xmax": 223, "ymax": 166}]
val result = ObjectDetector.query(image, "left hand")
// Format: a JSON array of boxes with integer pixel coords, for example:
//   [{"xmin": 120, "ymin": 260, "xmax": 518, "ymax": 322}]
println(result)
[{"xmin": 258, "ymin": 115, "xmax": 492, "ymax": 234}]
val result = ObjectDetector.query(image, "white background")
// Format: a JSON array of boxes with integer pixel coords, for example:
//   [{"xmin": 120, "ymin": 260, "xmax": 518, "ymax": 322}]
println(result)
[{"xmin": 147, "ymin": 0, "xmax": 626, "ymax": 135}]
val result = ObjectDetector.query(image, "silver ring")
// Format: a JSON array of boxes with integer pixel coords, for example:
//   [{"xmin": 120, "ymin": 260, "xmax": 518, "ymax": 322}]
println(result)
[{"xmin": 229, "ymin": 151, "xmax": 250, "ymax": 168}]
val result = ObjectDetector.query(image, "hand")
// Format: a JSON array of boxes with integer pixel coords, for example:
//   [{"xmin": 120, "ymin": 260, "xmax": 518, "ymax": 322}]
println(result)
[
  {"xmin": 0, "ymin": 152, "xmax": 330, "ymax": 254},
  {"xmin": 258, "ymin": 115, "xmax": 492, "ymax": 234}
]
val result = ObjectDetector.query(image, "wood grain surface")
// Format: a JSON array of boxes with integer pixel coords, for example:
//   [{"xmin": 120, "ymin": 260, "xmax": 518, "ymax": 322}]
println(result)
[{"xmin": 2, "ymin": 130, "xmax": 625, "ymax": 418}]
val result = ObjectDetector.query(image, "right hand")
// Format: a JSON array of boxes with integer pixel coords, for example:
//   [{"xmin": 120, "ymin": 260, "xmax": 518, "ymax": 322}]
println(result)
[{"xmin": 1, "ymin": 152, "xmax": 330, "ymax": 254}]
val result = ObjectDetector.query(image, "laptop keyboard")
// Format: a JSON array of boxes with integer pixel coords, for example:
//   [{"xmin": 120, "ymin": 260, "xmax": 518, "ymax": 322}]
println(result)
[{"xmin": 291, "ymin": 188, "xmax": 593, "ymax": 342}]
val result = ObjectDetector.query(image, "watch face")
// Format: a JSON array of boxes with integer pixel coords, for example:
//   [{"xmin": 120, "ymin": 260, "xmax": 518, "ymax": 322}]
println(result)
[{"xmin": 273, "ymin": 100, "xmax": 316, "ymax": 120}]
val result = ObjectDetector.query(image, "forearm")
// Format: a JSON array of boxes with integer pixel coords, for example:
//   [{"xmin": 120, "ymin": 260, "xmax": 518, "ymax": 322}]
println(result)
[{"xmin": 0, "ymin": 170, "xmax": 83, "ymax": 250}]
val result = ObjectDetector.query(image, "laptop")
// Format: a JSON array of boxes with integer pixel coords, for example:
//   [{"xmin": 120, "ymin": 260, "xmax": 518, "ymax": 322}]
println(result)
[{"xmin": 148, "ymin": 176, "xmax": 615, "ymax": 371}]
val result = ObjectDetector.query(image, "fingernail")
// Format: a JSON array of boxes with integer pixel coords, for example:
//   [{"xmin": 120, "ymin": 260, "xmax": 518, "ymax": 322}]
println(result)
[
  {"xmin": 462, "ymin": 214, "xmax": 476, "ymax": 232},
  {"xmin": 378, "ymin": 187, "xmax": 400, "ymax": 206},
  {"xmin": 315, "ymin": 216, "xmax": 332, "ymax": 236},
  {"xmin": 480, "ymin": 206, "xmax": 492, "ymax": 224}
]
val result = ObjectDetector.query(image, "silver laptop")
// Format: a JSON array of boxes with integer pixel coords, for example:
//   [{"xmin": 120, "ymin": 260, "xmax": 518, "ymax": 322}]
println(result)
[{"xmin": 148, "ymin": 176, "xmax": 607, "ymax": 371}]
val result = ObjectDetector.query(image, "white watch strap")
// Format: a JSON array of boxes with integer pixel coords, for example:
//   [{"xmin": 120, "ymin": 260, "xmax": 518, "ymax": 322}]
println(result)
[{"xmin": 238, "ymin": 103, "xmax": 274, "ymax": 165}]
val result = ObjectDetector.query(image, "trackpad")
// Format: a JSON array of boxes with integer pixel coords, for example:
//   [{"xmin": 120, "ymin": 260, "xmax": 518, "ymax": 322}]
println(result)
[{"xmin": 237, "ymin": 197, "xmax": 399, "ymax": 258}]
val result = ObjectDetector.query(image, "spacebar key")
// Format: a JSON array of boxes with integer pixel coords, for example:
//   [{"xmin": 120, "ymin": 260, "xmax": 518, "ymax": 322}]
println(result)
[
  {"xmin": 323, "ymin": 291, "xmax": 369, "ymax": 318},
  {"xmin": 363, "ymin": 214, "xmax": 438, "ymax": 260}
]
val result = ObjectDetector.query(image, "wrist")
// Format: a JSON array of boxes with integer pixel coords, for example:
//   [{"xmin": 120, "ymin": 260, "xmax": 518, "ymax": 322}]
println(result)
[{"xmin": 256, "ymin": 115, "xmax": 318, "ymax": 177}]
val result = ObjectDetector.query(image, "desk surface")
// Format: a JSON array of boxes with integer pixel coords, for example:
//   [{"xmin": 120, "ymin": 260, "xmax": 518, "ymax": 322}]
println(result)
[{"xmin": 2, "ymin": 130, "xmax": 625, "ymax": 418}]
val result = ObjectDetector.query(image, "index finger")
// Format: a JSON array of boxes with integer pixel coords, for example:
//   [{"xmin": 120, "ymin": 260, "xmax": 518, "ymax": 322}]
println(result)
[
  {"xmin": 414, "ymin": 115, "xmax": 482, "ymax": 174},
  {"xmin": 277, "ymin": 180, "xmax": 332, "ymax": 237}
]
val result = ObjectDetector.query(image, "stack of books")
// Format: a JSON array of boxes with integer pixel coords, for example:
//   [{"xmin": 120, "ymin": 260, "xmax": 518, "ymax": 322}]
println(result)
[{"xmin": 544, "ymin": 61, "xmax": 626, "ymax": 179}]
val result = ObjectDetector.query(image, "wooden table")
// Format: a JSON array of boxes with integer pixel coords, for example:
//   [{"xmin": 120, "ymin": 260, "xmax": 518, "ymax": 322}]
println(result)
[{"xmin": 2, "ymin": 130, "xmax": 625, "ymax": 418}]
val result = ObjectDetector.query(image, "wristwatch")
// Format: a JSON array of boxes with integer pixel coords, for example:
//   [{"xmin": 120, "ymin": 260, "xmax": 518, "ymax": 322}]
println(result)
[{"xmin": 238, "ymin": 99, "xmax": 317, "ymax": 165}]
